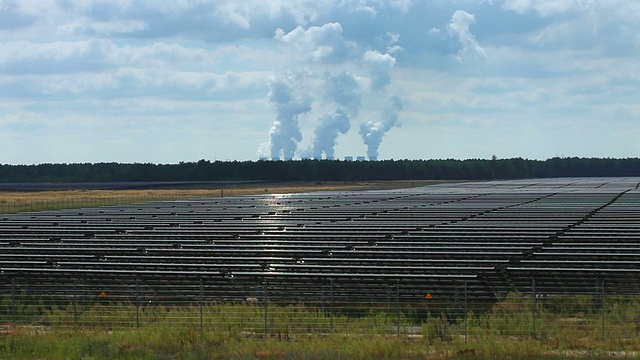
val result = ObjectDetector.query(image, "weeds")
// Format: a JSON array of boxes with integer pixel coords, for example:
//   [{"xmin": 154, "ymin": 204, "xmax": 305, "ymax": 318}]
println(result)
[{"xmin": 2, "ymin": 294, "xmax": 640, "ymax": 359}]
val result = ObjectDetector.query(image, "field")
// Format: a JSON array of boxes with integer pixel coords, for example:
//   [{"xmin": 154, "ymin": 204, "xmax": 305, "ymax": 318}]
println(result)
[
  {"xmin": 0, "ymin": 180, "xmax": 440, "ymax": 214},
  {"xmin": 3, "ymin": 293, "xmax": 638, "ymax": 359},
  {"xmin": 2, "ymin": 177, "xmax": 640, "ymax": 359}
]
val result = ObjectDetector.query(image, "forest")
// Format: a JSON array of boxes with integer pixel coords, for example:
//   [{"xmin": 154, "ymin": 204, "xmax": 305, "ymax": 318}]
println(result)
[{"xmin": 0, "ymin": 157, "xmax": 638, "ymax": 183}]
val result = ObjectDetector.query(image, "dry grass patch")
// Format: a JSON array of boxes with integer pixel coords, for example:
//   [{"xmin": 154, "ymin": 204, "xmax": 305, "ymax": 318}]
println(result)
[{"xmin": 0, "ymin": 180, "xmax": 445, "ymax": 203}]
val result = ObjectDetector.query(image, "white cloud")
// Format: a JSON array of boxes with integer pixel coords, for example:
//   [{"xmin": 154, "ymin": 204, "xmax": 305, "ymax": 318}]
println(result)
[
  {"xmin": 274, "ymin": 22, "xmax": 356, "ymax": 64},
  {"xmin": 61, "ymin": 18, "xmax": 148, "ymax": 36},
  {"xmin": 361, "ymin": 50, "xmax": 396, "ymax": 89},
  {"xmin": 502, "ymin": 0, "xmax": 594, "ymax": 16},
  {"xmin": 448, "ymin": 10, "xmax": 487, "ymax": 62},
  {"xmin": 0, "ymin": 40, "xmax": 224, "ymax": 75}
]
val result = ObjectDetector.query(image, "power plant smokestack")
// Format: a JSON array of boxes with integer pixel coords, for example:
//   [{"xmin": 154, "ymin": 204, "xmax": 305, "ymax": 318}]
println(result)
[
  {"xmin": 359, "ymin": 95, "xmax": 402, "ymax": 161},
  {"xmin": 266, "ymin": 72, "xmax": 312, "ymax": 160}
]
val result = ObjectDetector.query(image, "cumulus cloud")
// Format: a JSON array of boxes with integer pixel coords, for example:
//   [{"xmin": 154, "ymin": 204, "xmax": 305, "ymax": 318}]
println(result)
[
  {"xmin": 274, "ymin": 22, "xmax": 356, "ymax": 63},
  {"xmin": 361, "ymin": 50, "xmax": 396, "ymax": 89},
  {"xmin": 448, "ymin": 10, "xmax": 487, "ymax": 62}
]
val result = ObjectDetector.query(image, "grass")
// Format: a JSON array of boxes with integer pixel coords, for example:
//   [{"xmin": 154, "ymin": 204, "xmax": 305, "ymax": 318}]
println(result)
[
  {"xmin": 0, "ymin": 325, "xmax": 567, "ymax": 359},
  {"xmin": 1, "ymin": 294, "xmax": 639, "ymax": 359},
  {"xmin": 0, "ymin": 180, "xmax": 444, "ymax": 214}
]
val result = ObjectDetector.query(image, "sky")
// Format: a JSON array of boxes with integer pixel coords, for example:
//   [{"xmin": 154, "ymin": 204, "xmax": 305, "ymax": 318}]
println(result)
[{"xmin": 1, "ymin": 0, "xmax": 639, "ymax": 164}]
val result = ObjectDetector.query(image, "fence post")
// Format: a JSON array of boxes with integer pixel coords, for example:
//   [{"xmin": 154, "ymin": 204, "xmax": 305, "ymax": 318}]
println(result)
[
  {"xmin": 263, "ymin": 279, "xmax": 268, "ymax": 337},
  {"xmin": 602, "ymin": 278, "xmax": 605, "ymax": 343},
  {"xmin": 464, "ymin": 280, "xmax": 468, "ymax": 345},
  {"xmin": 330, "ymin": 278, "xmax": 334, "ymax": 332},
  {"xmin": 396, "ymin": 279, "xmax": 400, "ymax": 337},
  {"xmin": 74, "ymin": 280, "xmax": 78, "ymax": 325},
  {"xmin": 11, "ymin": 278, "xmax": 16, "ymax": 323},
  {"xmin": 135, "ymin": 278, "xmax": 140, "ymax": 328},
  {"xmin": 532, "ymin": 278, "xmax": 537, "ymax": 339},
  {"xmin": 200, "ymin": 278, "xmax": 204, "ymax": 336}
]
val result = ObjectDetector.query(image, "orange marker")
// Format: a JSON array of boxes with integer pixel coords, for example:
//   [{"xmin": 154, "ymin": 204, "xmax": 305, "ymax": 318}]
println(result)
[
  {"xmin": 100, "ymin": 291, "xmax": 107, "ymax": 298},
  {"xmin": 425, "ymin": 292, "xmax": 432, "ymax": 300}
]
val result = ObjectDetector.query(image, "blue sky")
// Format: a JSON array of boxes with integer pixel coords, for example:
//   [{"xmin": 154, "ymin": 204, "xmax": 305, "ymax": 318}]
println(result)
[{"xmin": 1, "ymin": 0, "xmax": 639, "ymax": 164}]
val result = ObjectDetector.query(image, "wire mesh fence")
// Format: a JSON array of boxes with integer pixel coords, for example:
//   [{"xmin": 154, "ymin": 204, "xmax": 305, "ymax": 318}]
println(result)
[{"xmin": 2, "ymin": 276, "xmax": 640, "ymax": 351}]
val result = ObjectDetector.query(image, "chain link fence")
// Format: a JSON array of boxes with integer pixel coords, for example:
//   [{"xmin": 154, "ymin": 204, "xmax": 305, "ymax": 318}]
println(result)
[{"xmin": 2, "ymin": 276, "xmax": 639, "ymax": 352}]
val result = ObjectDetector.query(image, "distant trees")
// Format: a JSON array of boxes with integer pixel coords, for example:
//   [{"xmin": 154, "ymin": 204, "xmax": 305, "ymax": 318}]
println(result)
[{"xmin": 1, "ymin": 157, "xmax": 639, "ymax": 183}]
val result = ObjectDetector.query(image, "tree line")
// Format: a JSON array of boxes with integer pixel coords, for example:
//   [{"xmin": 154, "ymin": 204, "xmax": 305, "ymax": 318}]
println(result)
[{"xmin": 0, "ymin": 157, "xmax": 639, "ymax": 183}]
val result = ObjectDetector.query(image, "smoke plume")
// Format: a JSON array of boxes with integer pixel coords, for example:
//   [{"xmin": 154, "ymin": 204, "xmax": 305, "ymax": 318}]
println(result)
[
  {"xmin": 266, "ymin": 72, "xmax": 312, "ymax": 160},
  {"xmin": 312, "ymin": 109, "xmax": 350, "ymax": 160},
  {"xmin": 311, "ymin": 71, "xmax": 361, "ymax": 159},
  {"xmin": 358, "ymin": 44, "xmax": 401, "ymax": 160},
  {"xmin": 359, "ymin": 95, "xmax": 402, "ymax": 160}
]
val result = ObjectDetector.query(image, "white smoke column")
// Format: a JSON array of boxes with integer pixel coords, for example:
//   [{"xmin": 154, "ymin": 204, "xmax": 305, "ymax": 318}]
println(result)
[
  {"xmin": 266, "ymin": 72, "xmax": 312, "ymax": 160},
  {"xmin": 312, "ymin": 110, "xmax": 350, "ymax": 160},
  {"xmin": 311, "ymin": 71, "xmax": 361, "ymax": 159},
  {"xmin": 359, "ymin": 95, "xmax": 402, "ymax": 161},
  {"xmin": 359, "ymin": 47, "xmax": 400, "ymax": 160}
]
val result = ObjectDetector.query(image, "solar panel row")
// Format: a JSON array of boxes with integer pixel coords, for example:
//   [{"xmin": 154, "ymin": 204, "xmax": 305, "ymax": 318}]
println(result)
[{"xmin": 2, "ymin": 177, "xmax": 640, "ymax": 303}]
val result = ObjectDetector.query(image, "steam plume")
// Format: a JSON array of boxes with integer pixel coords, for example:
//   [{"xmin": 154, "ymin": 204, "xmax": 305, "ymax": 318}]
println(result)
[
  {"xmin": 312, "ymin": 110, "xmax": 350, "ymax": 160},
  {"xmin": 359, "ymin": 95, "xmax": 402, "ymax": 160},
  {"xmin": 311, "ymin": 71, "xmax": 361, "ymax": 159},
  {"xmin": 266, "ymin": 72, "xmax": 312, "ymax": 160}
]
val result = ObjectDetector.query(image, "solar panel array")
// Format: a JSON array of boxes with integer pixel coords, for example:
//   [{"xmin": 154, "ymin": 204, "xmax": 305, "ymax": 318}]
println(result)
[{"xmin": 2, "ymin": 177, "xmax": 640, "ymax": 303}]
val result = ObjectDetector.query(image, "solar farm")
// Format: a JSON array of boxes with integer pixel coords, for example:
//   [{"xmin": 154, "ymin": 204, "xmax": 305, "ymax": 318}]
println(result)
[{"xmin": 2, "ymin": 177, "xmax": 640, "ymax": 306}]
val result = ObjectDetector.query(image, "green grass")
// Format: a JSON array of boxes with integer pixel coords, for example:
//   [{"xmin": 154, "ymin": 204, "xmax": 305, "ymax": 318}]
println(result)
[{"xmin": 2, "ymin": 294, "xmax": 639, "ymax": 359}]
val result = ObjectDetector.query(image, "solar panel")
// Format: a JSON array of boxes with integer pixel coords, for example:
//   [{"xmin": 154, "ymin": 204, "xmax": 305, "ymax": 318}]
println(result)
[{"xmin": 2, "ymin": 177, "xmax": 640, "ymax": 302}]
